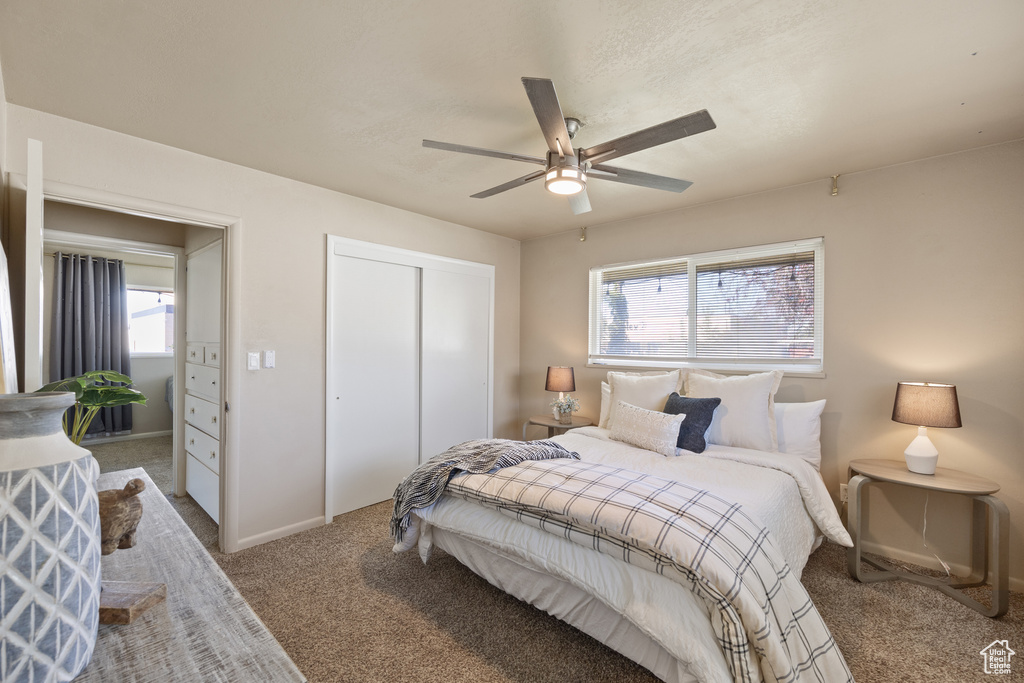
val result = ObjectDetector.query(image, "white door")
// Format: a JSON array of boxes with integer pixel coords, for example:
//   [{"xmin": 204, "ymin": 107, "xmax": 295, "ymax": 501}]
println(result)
[
  {"xmin": 420, "ymin": 268, "xmax": 491, "ymax": 461},
  {"xmin": 328, "ymin": 255, "xmax": 421, "ymax": 516},
  {"xmin": 185, "ymin": 242, "xmax": 222, "ymax": 344}
]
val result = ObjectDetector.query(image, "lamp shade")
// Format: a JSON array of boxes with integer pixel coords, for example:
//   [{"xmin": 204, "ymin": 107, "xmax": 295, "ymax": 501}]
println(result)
[
  {"xmin": 545, "ymin": 366, "xmax": 576, "ymax": 393},
  {"xmin": 891, "ymin": 382, "xmax": 962, "ymax": 428}
]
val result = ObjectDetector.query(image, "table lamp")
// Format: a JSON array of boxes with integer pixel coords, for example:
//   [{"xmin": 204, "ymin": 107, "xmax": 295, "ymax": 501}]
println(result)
[
  {"xmin": 546, "ymin": 366, "xmax": 575, "ymax": 423},
  {"xmin": 891, "ymin": 381, "xmax": 962, "ymax": 475},
  {"xmin": 545, "ymin": 366, "xmax": 575, "ymax": 400}
]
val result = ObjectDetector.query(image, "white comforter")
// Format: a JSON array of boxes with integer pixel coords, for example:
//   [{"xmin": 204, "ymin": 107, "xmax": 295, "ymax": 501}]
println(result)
[{"xmin": 407, "ymin": 428, "xmax": 851, "ymax": 683}]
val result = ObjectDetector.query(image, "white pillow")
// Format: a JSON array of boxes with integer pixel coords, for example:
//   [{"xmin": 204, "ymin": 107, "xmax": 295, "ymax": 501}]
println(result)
[
  {"xmin": 775, "ymin": 400, "xmax": 826, "ymax": 469},
  {"xmin": 599, "ymin": 370, "xmax": 685, "ymax": 428},
  {"xmin": 599, "ymin": 381, "xmax": 611, "ymax": 428},
  {"xmin": 606, "ymin": 370, "xmax": 683, "ymax": 430},
  {"xmin": 685, "ymin": 370, "xmax": 784, "ymax": 451},
  {"xmin": 609, "ymin": 401, "xmax": 686, "ymax": 457}
]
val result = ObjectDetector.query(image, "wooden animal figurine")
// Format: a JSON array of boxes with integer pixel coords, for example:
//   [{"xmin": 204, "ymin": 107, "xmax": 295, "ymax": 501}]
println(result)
[{"xmin": 98, "ymin": 478, "xmax": 146, "ymax": 555}]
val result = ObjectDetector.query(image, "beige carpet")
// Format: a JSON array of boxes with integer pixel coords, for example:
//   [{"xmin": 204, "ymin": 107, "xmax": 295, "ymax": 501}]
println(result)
[
  {"xmin": 91, "ymin": 437, "xmax": 1023, "ymax": 682},
  {"xmin": 210, "ymin": 503, "xmax": 1022, "ymax": 683},
  {"xmin": 88, "ymin": 434, "xmax": 174, "ymax": 494}
]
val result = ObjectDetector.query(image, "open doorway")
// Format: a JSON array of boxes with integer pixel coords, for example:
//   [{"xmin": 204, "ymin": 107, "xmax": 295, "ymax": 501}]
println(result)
[{"xmin": 41, "ymin": 200, "xmax": 223, "ymax": 548}]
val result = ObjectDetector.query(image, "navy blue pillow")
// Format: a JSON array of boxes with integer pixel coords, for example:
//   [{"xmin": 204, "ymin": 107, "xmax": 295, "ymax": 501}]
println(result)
[{"xmin": 662, "ymin": 393, "xmax": 721, "ymax": 453}]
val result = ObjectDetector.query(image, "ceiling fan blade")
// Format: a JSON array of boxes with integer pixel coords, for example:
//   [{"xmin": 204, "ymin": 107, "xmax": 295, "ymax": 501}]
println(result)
[
  {"xmin": 423, "ymin": 139, "xmax": 545, "ymax": 165},
  {"xmin": 581, "ymin": 109, "xmax": 716, "ymax": 165},
  {"xmin": 568, "ymin": 189, "xmax": 592, "ymax": 215},
  {"xmin": 589, "ymin": 164, "xmax": 693, "ymax": 193},
  {"xmin": 471, "ymin": 170, "xmax": 546, "ymax": 199},
  {"xmin": 521, "ymin": 77, "xmax": 574, "ymax": 158}
]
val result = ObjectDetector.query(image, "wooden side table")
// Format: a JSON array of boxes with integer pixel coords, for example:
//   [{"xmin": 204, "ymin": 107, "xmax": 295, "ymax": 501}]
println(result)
[
  {"xmin": 522, "ymin": 414, "xmax": 593, "ymax": 440},
  {"xmin": 846, "ymin": 458, "xmax": 1008, "ymax": 617}
]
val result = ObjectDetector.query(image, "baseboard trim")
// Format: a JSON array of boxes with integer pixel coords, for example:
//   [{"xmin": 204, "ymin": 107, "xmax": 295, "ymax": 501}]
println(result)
[
  {"xmin": 859, "ymin": 540, "xmax": 1023, "ymax": 593},
  {"xmin": 234, "ymin": 516, "xmax": 326, "ymax": 552},
  {"xmin": 83, "ymin": 430, "xmax": 173, "ymax": 446}
]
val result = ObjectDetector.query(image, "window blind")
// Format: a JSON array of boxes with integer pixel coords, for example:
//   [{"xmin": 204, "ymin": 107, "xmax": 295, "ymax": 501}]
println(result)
[{"xmin": 588, "ymin": 238, "xmax": 824, "ymax": 373}]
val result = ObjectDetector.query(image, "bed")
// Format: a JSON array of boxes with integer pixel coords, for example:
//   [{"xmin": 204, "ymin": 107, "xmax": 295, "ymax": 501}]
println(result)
[{"xmin": 393, "ymin": 369, "xmax": 854, "ymax": 683}]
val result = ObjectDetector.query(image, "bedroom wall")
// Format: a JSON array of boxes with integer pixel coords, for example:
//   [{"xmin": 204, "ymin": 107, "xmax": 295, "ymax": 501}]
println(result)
[
  {"xmin": 520, "ymin": 140, "xmax": 1024, "ymax": 588},
  {"xmin": 4, "ymin": 104, "xmax": 521, "ymax": 551}
]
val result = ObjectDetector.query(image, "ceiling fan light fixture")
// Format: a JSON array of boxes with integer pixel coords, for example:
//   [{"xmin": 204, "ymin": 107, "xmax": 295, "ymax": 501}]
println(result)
[{"xmin": 545, "ymin": 166, "xmax": 586, "ymax": 195}]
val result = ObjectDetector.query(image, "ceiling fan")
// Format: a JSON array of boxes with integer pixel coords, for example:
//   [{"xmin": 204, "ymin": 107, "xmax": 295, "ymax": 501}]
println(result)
[{"xmin": 423, "ymin": 77, "xmax": 716, "ymax": 215}]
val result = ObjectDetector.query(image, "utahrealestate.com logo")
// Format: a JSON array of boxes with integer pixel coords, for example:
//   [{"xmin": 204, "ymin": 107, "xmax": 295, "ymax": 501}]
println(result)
[{"xmin": 980, "ymin": 640, "xmax": 1015, "ymax": 675}]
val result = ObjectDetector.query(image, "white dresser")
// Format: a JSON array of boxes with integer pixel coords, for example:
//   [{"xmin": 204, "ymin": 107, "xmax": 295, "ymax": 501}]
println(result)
[{"xmin": 184, "ymin": 241, "xmax": 223, "ymax": 523}]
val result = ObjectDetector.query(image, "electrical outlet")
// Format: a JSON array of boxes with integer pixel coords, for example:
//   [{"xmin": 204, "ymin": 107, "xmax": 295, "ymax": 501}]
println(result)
[
  {"xmin": 839, "ymin": 483, "xmax": 849, "ymax": 503},
  {"xmin": 263, "ymin": 350, "xmax": 276, "ymax": 369}
]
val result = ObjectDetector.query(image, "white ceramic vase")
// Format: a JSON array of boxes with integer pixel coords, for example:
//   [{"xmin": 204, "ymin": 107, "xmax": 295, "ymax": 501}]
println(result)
[{"xmin": 0, "ymin": 392, "xmax": 102, "ymax": 682}]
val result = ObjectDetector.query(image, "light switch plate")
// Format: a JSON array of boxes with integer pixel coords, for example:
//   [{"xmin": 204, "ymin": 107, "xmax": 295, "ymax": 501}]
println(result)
[
  {"xmin": 263, "ymin": 350, "xmax": 276, "ymax": 369},
  {"xmin": 247, "ymin": 352, "xmax": 260, "ymax": 370}
]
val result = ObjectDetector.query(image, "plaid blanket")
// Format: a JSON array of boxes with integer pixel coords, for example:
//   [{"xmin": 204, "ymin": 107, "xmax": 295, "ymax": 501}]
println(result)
[
  {"xmin": 444, "ymin": 458, "xmax": 853, "ymax": 683},
  {"xmin": 390, "ymin": 438, "xmax": 578, "ymax": 543}
]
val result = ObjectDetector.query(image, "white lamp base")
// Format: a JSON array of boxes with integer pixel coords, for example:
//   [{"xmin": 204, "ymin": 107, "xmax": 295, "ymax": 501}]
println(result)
[{"xmin": 904, "ymin": 426, "xmax": 938, "ymax": 475}]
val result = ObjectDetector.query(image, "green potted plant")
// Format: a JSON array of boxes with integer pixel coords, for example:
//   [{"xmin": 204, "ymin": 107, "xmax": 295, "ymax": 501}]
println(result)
[{"xmin": 36, "ymin": 370, "xmax": 148, "ymax": 444}]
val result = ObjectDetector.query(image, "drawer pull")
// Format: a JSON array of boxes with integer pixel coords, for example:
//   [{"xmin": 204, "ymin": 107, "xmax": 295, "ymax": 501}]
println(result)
[
  {"xmin": 190, "ymin": 375, "xmax": 196, "ymax": 381},
  {"xmin": 209, "ymin": 451, "xmax": 216, "ymax": 459},
  {"xmin": 189, "ymin": 438, "xmax": 195, "ymax": 446},
  {"xmin": 211, "ymin": 416, "xmax": 217, "ymax": 424},
  {"xmin": 210, "ymin": 353, "xmax": 217, "ymax": 360},
  {"xmin": 189, "ymin": 407, "xmax": 195, "ymax": 414}
]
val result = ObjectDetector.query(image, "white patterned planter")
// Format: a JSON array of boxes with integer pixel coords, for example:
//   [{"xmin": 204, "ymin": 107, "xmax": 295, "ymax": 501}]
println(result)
[{"xmin": 0, "ymin": 392, "xmax": 102, "ymax": 682}]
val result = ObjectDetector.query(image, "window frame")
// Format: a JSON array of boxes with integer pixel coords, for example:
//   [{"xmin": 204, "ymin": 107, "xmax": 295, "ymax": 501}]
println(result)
[{"xmin": 588, "ymin": 238, "xmax": 824, "ymax": 375}]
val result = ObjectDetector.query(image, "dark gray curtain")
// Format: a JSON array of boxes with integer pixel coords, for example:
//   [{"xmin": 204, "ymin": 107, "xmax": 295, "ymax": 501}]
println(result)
[{"xmin": 50, "ymin": 252, "xmax": 133, "ymax": 435}]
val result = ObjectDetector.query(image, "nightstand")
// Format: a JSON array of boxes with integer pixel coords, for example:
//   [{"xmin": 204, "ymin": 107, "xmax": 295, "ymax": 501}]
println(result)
[
  {"xmin": 846, "ymin": 458, "xmax": 1008, "ymax": 617},
  {"xmin": 522, "ymin": 415, "xmax": 593, "ymax": 440}
]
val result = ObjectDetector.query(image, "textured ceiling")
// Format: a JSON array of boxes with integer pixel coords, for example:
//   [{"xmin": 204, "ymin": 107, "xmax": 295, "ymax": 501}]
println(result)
[{"xmin": 1, "ymin": 0, "xmax": 1022, "ymax": 241}]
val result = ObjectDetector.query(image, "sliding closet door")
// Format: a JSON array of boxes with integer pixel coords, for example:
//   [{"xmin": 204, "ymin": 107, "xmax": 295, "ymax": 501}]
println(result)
[
  {"xmin": 329, "ymin": 255, "xmax": 420, "ymax": 514},
  {"xmin": 420, "ymin": 269, "xmax": 491, "ymax": 461},
  {"xmin": 326, "ymin": 236, "xmax": 494, "ymax": 520}
]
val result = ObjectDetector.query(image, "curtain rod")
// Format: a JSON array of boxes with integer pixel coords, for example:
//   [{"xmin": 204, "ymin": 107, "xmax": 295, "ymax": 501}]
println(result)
[{"xmin": 44, "ymin": 251, "xmax": 173, "ymax": 269}]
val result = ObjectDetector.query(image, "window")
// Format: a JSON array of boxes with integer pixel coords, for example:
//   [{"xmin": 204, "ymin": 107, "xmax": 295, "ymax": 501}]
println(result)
[
  {"xmin": 588, "ymin": 238, "xmax": 823, "ymax": 373},
  {"xmin": 127, "ymin": 289, "xmax": 174, "ymax": 354}
]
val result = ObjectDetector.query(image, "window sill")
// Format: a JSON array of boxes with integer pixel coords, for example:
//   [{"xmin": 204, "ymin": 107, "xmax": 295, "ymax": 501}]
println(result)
[
  {"xmin": 586, "ymin": 360, "xmax": 826, "ymax": 379},
  {"xmin": 131, "ymin": 352, "xmax": 174, "ymax": 359}
]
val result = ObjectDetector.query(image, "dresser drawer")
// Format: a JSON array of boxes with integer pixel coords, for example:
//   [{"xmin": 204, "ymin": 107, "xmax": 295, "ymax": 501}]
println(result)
[
  {"xmin": 203, "ymin": 343, "xmax": 221, "ymax": 367},
  {"xmin": 186, "ymin": 453, "xmax": 220, "ymax": 524},
  {"xmin": 185, "ymin": 424, "xmax": 220, "ymax": 475},
  {"xmin": 186, "ymin": 342, "xmax": 205, "ymax": 364},
  {"xmin": 185, "ymin": 362, "xmax": 220, "ymax": 402},
  {"xmin": 184, "ymin": 394, "xmax": 220, "ymax": 438}
]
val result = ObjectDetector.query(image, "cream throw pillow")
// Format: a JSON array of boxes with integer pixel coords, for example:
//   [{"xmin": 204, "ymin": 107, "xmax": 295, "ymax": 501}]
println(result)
[
  {"xmin": 610, "ymin": 401, "xmax": 686, "ymax": 457},
  {"xmin": 605, "ymin": 370, "xmax": 683, "ymax": 430},
  {"xmin": 685, "ymin": 370, "xmax": 784, "ymax": 451}
]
